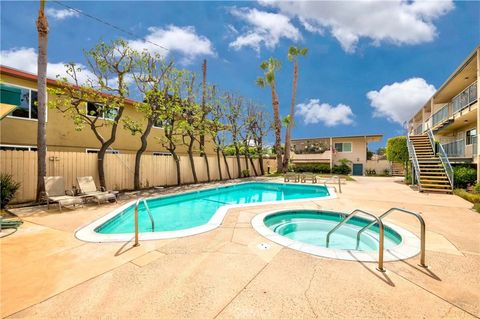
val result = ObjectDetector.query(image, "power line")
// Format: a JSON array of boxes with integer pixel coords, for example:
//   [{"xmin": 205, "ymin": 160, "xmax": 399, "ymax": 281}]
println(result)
[{"xmin": 51, "ymin": 0, "xmax": 169, "ymax": 52}]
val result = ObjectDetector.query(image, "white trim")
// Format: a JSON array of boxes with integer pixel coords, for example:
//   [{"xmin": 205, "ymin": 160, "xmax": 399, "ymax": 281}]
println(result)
[
  {"xmin": 1, "ymin": 82, "xmax": 48, "ymax": 122},
  {"xmin": 0, "ymin": 144, "xmax": 37, "ymax": 151},
  {"xmin": 85, "ymin": 148, "xmax": 120, "ymax": 154},
  {"xmin": 75, "ymin": 182, "xmax": 337, "ymax": 243},
  {"xmin": 251, "ymin": 209, "xmax": 420, "ymax": 262}
]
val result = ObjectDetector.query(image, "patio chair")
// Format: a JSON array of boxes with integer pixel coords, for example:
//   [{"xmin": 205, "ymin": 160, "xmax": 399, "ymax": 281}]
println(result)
[
  {"xmin": 301, "ymin": 173, "xmax": 317, "ymax": 184},
  {"xmin": 284, "ymin": 172, "xmax": 299, "ymax": 183},
  {"xmin": 77, "ymin": 176, "xmax": 117, "ymax": 205},
  {"xmin": 44, "ymin": 176, "xmax": 83, "ymax": 211}
]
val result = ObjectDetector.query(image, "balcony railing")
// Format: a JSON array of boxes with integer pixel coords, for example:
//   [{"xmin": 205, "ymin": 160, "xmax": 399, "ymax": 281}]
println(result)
[
  {"xmin": 414, "ymin": 124, "xmax": 423, "ymax": 135},
  {"xmin": 452, "ymin": 81, "xmax": 477, "ymax": 114},
  {"xmin": 442, "ymin": 139, "xmax": 465, "ymax": 157},
  {"xmin": 432, "ymin": 104, "xmax": 449, "ymax": 127}
]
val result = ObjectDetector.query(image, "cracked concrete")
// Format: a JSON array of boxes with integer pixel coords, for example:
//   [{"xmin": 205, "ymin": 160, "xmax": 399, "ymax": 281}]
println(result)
[{"xmin": 2, "ymin": 176, "xmax": 479, "ymax": 318}]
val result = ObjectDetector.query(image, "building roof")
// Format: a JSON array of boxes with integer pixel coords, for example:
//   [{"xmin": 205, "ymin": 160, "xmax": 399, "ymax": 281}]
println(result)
[
  {"xmin": 0, "ymin": 65, "xmax": 138, "ymax": 105},
  {"xmin": 291, "ymin": 134, "xmax": 383, "ymax": 142}
]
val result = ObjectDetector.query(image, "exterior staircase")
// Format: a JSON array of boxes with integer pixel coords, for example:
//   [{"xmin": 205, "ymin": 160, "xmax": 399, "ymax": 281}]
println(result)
[{"xmin": 408, "ymin": 134, "xmax": 453, "ymax": 193}]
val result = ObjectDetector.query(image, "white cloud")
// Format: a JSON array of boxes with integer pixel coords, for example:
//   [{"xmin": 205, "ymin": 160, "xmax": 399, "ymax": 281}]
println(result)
[
  {"xmin": 45, "ymin": 8, "xmax": 80, "ymax": 21},
  {"xmin": 295, "ymin": 99, "xmax": 355, "ymax": 126},
  {"xmin": 128, "ymin": 25, "xmax": 215, "ymax": 65},
  {"xmin": 0, "ymin": 47, "xmax": 94, "ymax": 84},
  {"xmin": 229, "ymin": 7, "xmax": 301, "ymax": 52},
  {"xmin": 367, "ymin": 78, "xmax": 436, "ymax": 124},
  {"xmin": 260, "ymin": 0, "xmax": 454, "ymax": 53}
]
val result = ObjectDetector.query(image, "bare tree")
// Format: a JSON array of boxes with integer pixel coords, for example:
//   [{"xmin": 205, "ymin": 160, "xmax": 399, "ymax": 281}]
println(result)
[
  {"xmin": 250, "ymin": 108, "xmax": 271, "ymax": 176},
  {"xmin": 36, "ymin": 0, "xmax": 48, "ymax": 201},
  {"xmin": 225, "ymin": 93, "xmax": 243, "ymax": 178}
]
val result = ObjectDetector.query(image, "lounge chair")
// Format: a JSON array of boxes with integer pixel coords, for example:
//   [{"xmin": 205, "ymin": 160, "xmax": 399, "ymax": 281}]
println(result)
[
  {"xmin": 44, "ymin": 176, "xmax": 83, "ymax": 211},
  {"xmin": 301, "ymin": 173, "xmax": 317, "ymax": 184},
  {"xmin": 284, "ymin": 172, "xmax": 299, "ymax": 183},
  {"xmin": 77, "ymin": 176, "xmax": 117, "ymax": 205}
]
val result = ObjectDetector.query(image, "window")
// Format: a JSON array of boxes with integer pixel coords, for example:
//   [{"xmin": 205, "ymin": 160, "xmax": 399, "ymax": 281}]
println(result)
[
  {"xmin": 466, "ymin": 129, "xmax": 477, "ymax": 145},
  {"xmin": 86, "ymin": 148, "xmax": 120, "ymax": 154},
  {"xmin": 0, "ymin": 83, "xmax": 39, "ymax": 120},
  {"xmin": 152, "ymin": 152, "xmax": 171, "ymax": 156},
  {"xmin": 334, "ymin": 142, "xmax": 352, "ymax": 152},
  {"xmin": 86, "ymin": 102, "xmax": 118, "ymax": 121},
  {"xmin": 0, "ymin": 144, "xmax": 37, "ymax": 151}
]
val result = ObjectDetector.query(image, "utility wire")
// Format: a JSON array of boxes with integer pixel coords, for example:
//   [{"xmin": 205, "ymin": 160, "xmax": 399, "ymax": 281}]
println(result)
[{"xmin": 51, "ymin": 0, "xmax": 169, "ymax": 52}]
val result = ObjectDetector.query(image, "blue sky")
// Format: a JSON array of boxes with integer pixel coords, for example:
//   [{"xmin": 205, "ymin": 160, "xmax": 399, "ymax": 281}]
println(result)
[{"xmin": 1, "ymin": 1, "xmax": 479, "ymax": 150}]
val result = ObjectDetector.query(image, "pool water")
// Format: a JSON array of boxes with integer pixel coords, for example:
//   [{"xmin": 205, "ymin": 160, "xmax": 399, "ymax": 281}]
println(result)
[
  {"xmin": 96, "ymin": 182, "xmax": 330, "ymax": 234},
  {"xmin": 264, "ymin": 210, "xmax": 402, "ymax": 251}
]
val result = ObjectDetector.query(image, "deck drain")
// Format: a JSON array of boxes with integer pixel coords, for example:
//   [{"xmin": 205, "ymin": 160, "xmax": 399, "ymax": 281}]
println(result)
[{"xmin": 257, "ymin": 243, "xmax": 271, "ymax": 250}]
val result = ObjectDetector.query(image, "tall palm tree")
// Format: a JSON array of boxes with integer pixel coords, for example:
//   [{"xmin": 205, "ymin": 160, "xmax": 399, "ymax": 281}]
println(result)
[
  {"xmin": 283, "ymin": 46, "xmax": 308, "ymax": 171},
  {"xmin": 36, "ymin": 0, "xmax": 48, "ymax": 201},
  {"xmin": 256, "ymin": 58, "xmax": 283, "ymax": 172}
]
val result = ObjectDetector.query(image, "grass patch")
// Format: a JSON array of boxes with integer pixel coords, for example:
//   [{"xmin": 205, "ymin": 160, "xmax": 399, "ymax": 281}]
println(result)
[{"xmin": 453, "ymin": 189, "xmax": 480, "ymax": 213}]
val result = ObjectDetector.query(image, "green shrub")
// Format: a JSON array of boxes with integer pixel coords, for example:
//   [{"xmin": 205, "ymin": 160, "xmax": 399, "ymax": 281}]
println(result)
[
  {"xmin": 332, "ymin": 164, "xmax": 351, "ymax": 175},
  {"xmin": 453, "ymin": 166, "xmax": 477, "ymax": 188},
  {"xmin": 292, "ymin": 163, "xmax": 331, "ymax": 174},
  {"xmin": 383, "ymin": 168, "xmax": 391, "ymax": 176},
  {"xmin": 241, "ymin": 169, "xmax": 250, "ymax": 177},
  {"xmin": 365, "ymin": 169, "xmax": 376, "ymax": 176},
  {"xmin": 453, "ymin": 189, "xmax": 480, "ymax": 205},
  {"xmin": 0, "ymin": 173, "xmax": 21, "ymax": 209},
  {"xmin": 474, "ymin": 182, "xmax": 480, "ymax": 194}
]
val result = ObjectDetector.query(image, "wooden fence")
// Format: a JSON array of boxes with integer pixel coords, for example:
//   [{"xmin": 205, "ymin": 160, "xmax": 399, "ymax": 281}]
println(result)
[{"xmin": 0, "ymin": 151, "xmax": 277, "ymax": 203}]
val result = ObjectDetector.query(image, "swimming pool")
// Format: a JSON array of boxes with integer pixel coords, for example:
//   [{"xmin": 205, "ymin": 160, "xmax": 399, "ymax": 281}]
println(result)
[
  {"xmin": 252, "ymin": 209, "xmax": 420, "ymax": 262},
  {"xmin": 76, "ymin": 182, "xmax": 335, "ymax": 242}
]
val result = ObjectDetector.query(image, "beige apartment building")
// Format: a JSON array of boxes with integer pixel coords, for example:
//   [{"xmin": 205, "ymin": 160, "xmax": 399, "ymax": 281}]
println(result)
[
  {"xmin": 407, "ymin": 46, "xmax": 479, "ymax": 178},
  {"xmin": 0, "ymin": 65, "xmax": 213, "ymax": 155},
  {"xmin": 290, "ymin": 134, "xmax": 383, "ymax": 176}
]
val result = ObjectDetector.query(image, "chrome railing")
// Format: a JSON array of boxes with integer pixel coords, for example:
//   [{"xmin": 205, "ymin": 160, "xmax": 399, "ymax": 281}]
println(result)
[
  {"xmin": 427, "ymin": 128, "xmax": 454, "ymax": 189},
  {"xmin": 326, "ymin": 209, "xmax": 385, "ymax": 272},
  {"xmin": 323, "ymin": 175, "xmax": 341, "ymax": 193},
  {"xmin": 442, "ymin": 139, "xmax": 465, "ymax": 157},
  {"xmin": 452, "ymin": 81, "xmax": 477, "ymax": 114},
  {"xmin": 414, "ymin": 124, "xmax": 423, "ymax": 135},
  {"xmin": 133, "ymin": 197, "xmax": 155, "ymax": 247},
  {"xmin": 355, "ymin": 208, "xmax": 427, "ymax": 268},
  {"xmin": 432, "ymin": 104, "xmax": 449, "ymax": 127},
  {"xmin": 407, "ymin": 135, "xmax": 422, "ymax": 189}
]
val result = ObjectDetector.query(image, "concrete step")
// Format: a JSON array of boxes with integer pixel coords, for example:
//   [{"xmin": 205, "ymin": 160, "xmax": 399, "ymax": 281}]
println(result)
[{"xmin": 421, "ymin": 187, "xmax": 453, "ymax": 193}]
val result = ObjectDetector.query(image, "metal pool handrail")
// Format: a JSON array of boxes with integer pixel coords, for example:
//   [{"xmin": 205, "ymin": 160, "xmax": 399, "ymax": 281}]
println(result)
[
  {"xmin": 355, "ymin": 207, "xmax": 427, "ymax": 268},
  {"xmin": 326, "ymin": 209, "xmax": 385, "ymax": 272},
  {"xmin": 323, "ymin": 175, "xmax": 341, "ymax": 193},
  {"xmin": 133, "ymin": 197, "xmax": 155, "ymax": 247}
]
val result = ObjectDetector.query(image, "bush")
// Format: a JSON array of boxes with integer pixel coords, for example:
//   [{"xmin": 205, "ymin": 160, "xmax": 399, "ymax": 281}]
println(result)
[
  {"xmin": 332, "ymin": 164, "xmax": 351, "ymax": 175},
  {"xmin": 365, "ymin": 169, "xmax": 376, "ymax": 176},
  {"xmin": 453, "ymin": 166, "xmax": 477, "ymax": 188},
  {"xmin": 453, "ymin": 188, "xmax": 480, "ymax": 203},
  {"xmin": 241, "ymin": 169, "xmax": 250, "ymax": 177},
  {"xmin": 292, "ymin": 163, "xmax": 331, "ymax": 174},
  {"xmin": 0, "ymin": 173, "xmax": 21, "ymax": 209},
  {"xmin": 383, "ymin": 168, "xmax": 391, "ymax": 176},
  {"xmin": 474, "ymin": 183, "xmax": 480, "ymax": 194}
]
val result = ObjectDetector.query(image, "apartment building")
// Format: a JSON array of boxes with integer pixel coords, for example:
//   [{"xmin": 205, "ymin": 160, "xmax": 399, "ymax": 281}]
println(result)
[
  {"xmin": 0, "ymin": 65, "xmax": 213, "ymax": 155},
  {"xmin": 407, "ymin": 46, "xmax": 479, "ymax": 178},
  {"xmin": 290, "ymin": 134, "xmax": 383, "ymax": 176}
]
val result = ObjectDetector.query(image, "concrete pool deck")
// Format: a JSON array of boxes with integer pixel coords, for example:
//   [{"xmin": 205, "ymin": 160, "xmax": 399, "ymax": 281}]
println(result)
[{"xmin": 1, "ymin": 176, "xmax": 479, "ymax": 318}]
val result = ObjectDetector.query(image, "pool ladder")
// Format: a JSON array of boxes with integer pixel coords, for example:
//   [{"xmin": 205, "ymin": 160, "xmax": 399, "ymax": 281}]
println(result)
[
  {"xmin": 325, "ymin": 207, "xmax": 427, "ymax": 272},
  {"xmin": 323, "ymin": 175, "xmax": 342, "ymax": 193},
  {"xmin": 133, "ymin": 197, "xmax": 155, "ymax": 247}
]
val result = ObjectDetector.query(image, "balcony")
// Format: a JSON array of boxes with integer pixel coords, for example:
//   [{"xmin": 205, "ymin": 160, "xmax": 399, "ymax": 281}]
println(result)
[
  {"xmin": 432, "ymin": 104, "xmax": 449, "ymax": 127},
  {"xmin": 452, "ymin": 81, "xmax": 477, "ymax": 114},
  {"xmin": 442, "ymin": 139, "xmax": 465, "ymax": 157},
  {"xmin": 414, "ymin": 124, "xmax": 423, "ymax": 135}
]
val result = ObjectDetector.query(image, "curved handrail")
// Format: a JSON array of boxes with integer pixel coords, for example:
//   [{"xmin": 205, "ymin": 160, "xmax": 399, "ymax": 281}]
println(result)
[
  {"xmin": 355, "ymin": 207, "xmax": 426, "ymax": 267},
  {"xmin": 407, "ymin": 135, "xmax": 422, "ymax": 190},
  {"xmin": 323, "ymin": 175, "xmax": 341, "ymax": 193},
  {"xmin": 427, "ymin": 128, "xmax": 454, "ymax": 189},
  {"xmin": 326, "ymin": 209, "xmax": 384, "ymax": 271},
  {"xmin": 133, "ymin": 197, "xmax": 155, "ymax": 247}
]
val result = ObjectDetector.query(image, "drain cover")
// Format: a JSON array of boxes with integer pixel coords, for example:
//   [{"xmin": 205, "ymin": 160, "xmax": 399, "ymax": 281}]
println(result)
[{"xmin": 257, "ymin": 243, "xmax": 271, "ymax": 250}]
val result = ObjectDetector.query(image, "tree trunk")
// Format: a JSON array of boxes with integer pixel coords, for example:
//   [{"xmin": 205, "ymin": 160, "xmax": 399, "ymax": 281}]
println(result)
[
  {"xmin": 36, "ymin": 0, "xmax": 48, "ymax": 202},
  {"xmin": 282, "ymin": 61, "xmax": 298, "ymax": 172},
  {"xmin": 203, "ymin": 153, "xmax": 211, "ymax": 182},
  {"xmin": 172, "ymin": 152, "xmax": 181, "ymax": 186},
  {"xmin": 234, "ymin": 143, "xmax": 242, "ymax": 178},
  {"xmin": 134, "ymin": 118, "xmax": 153, "ymax": 190},
  {"xmin": 188, "ymin": 136, "xmax": 198, "ymax": 183},
  {"xmin": 248, "ymin": 156, "xmax": 258, "ymax": 176},
  {"xmin": 270, "ymin": 82, "xmax": 283, "ymax": 172},
  {"xmin": 222, "ymin": 151, "xmax": 232, "ymax": 179},
  {"xmin": 216, "ymin": 147, "xmax": 223, "ymax": 180},
  {"xmin": 258, "ymin": 151, "xmax": 265, "ymax": 175},
  {"xmin": 200, "ymin": 60, "xmax": 210, "ymax": 182}
]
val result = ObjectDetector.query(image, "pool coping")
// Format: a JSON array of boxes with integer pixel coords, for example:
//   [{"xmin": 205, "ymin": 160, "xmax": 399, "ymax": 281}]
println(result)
[
  {"xmin": 75, "ymin": 182, "xmax": 337, "ymax": 243},
  {"xmin": 251, "ymin": 209, "xmax": 420, "ymax": 262}
]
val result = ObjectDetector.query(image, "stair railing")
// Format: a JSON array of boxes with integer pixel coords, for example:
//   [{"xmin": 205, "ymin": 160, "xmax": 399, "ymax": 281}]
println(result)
[
  {"xmin": 406, "ymin": 134, "xmax": 422, "ymax": 190},
  {"xmin": 427, "ymin": 128, "xmax": 454, "ymax": 189}
]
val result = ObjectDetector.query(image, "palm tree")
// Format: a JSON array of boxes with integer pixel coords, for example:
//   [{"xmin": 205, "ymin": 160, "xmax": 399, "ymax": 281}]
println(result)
[
  {"xmin": 283, "ymin": 46, "xmax": 308, "ymax": 171},
  {"xmin": 257, "ymin": 58, "xmax": 283, "ymax": 172},
  {"xmin": 36, "ymin": 0, "xmax": 48, "ymax": 201}
]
